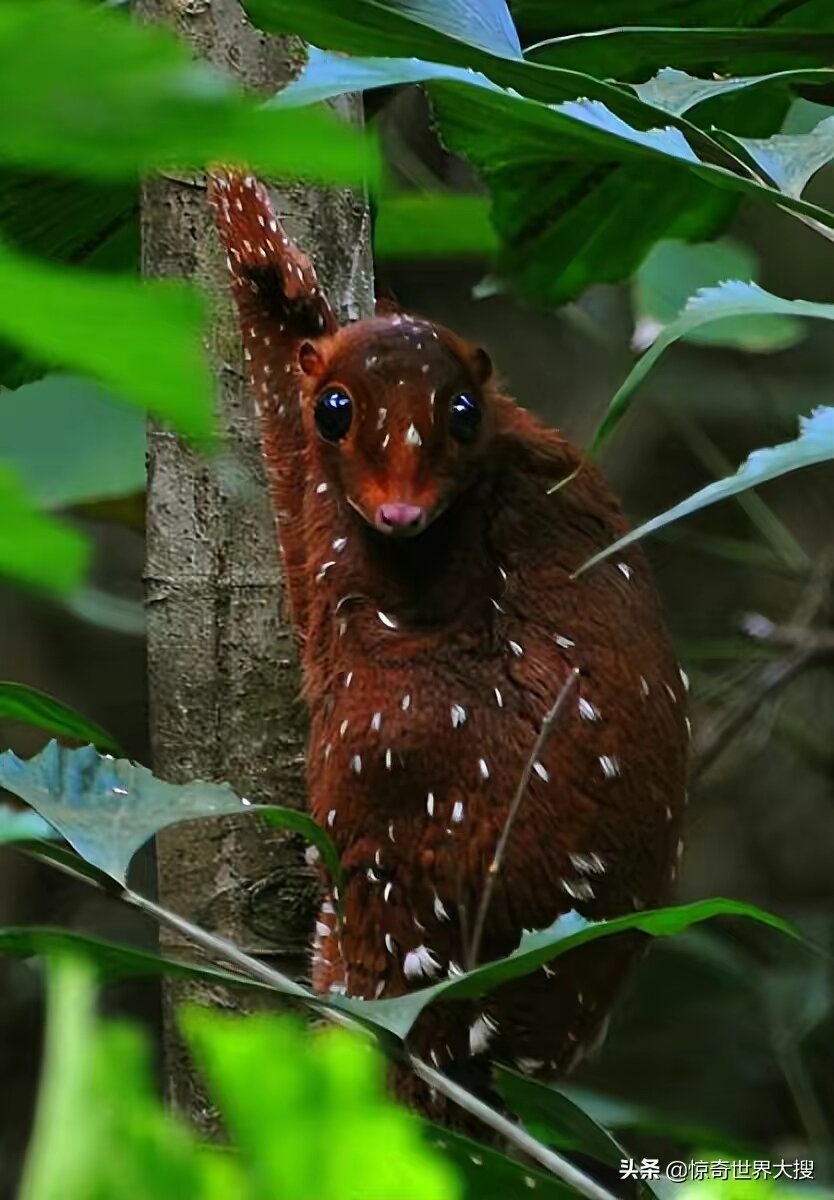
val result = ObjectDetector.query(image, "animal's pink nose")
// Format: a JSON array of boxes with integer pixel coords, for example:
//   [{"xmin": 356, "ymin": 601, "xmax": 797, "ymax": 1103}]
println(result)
[{"xmin": 375, "ymin": 502, "xmax": 426, "ymax": 533}]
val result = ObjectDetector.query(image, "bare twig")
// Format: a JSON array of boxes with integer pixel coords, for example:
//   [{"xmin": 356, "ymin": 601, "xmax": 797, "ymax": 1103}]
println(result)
[
  {"xmin": 693, "ymin": 551, "xmax": 834, "ymax": 780},
  {"xmin": 466, "ymin": 669, "xmax": 581, "ymax": 971}
]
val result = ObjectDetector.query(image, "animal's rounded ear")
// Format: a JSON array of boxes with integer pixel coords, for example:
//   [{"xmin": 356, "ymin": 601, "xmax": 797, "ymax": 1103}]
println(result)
[
  {"xmin": 298, "ymin": 340, "xmax": 324, "ymax": 377},
  {"xmin": 471, "ymin": 346, "xmax": 493, "ymax": 385}
]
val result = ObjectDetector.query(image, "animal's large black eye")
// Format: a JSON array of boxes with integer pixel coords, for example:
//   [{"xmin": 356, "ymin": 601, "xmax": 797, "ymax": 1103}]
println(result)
[
  {"xmin": 314, "ymin": 387, "xmax": 353, "ymax": 442},
  {"xmin": 448, "ymin": 392, "xmax": 481, "ymax": 445}
]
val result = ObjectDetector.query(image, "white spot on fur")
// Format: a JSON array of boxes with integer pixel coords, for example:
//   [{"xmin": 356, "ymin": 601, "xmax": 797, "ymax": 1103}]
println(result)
[
  {"xmin": 469, "ymin": 1013, "xmax": 498, "ymax": 1055},
  {"xmin": 599, "ymin": 755, "xmax": 620, "ymax": 778},
  {"xmin": 404, "ymin": 945, "xmax": 440, "ymax": 980}
]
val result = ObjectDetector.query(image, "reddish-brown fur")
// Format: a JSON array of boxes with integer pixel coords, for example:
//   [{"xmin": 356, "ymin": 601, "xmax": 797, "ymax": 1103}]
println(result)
[{"xmin": 209, "ymin": 171, "xmax": 689, "ymax": 1122}]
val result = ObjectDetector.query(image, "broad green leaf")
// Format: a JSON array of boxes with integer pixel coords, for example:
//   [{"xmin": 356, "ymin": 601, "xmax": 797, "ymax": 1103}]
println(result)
[
  {"xmin": 719, "ymin": 114, "xmax": 834, "ymax": 197},
  {"xmin": 335, "ymin": 899, "xmax": 798, "ymax": 1039},
  {"xmin": 0, "ymin": 243, "xmax": 214, "ymax": 443},
  {"xmin": 270, "ymin": 47, "xmax": 827, "ymax": 300},
  {"xmin": 527, "ymin": 28, "xmax": 834, "ymax": 80},
  {"xmin": 247, "ymin": 0, "xmax": 756, "ymax": 146},
  {"xmin": 581, "ymin": 407, "xmax": 834, "ymax": 574},
  {"xmin": 496, "ymin": 1071, "xmax": 628, "ymax": 1169},
  {"xmin": 183, "ymin": 1010, "xmax": 461, "ymax": 1200},
  {"xmin": 0, "ymin": 171, "xmax": 137, "ymax": 274},
  {"xmin": 632, "ymin": 239, "xmax": 804, "ymax": 352},
  {"xmin": 0, "ymin": 467, "xmax": 89, "ymax": 594},
  {"xmin": 0, "ymin": 173, "xmax": 137, "ymax": 387},
  {"xmin": 0, "ymin": 0, "xmax": 377, "ymax": 183},
  {"xmin": 593, "ymin": 280, "xmax": 834, "ymax": 449},
  {"xmin": 0, "ymin": 926, "xmax": 270, "ymax": 991},
  {"xmin": 19, "ymin": 957, "xmax": 246, "ymax": 1200},
  {"xmin": 429, "ymin": 81, "xmax": 831, "ymax": 304},
  {"xmin": 375, "ymin": 194, "xmax": 498, "ymax": 259},
  {"xmin": 511, "ymin": 0, "xmax": 834, "ymax": 40},
  {"xmin": 0, "ymin": 681, "xmax": 120, "ymax": 751},
  {"xmin": 632, "ymin": 66, "xmax": 834, "ymax": 117},
  {"xmin": 0, "ymin": 740, "xmax": 341, "ymax": 885},
  {"xmin": 0, "ymin": 805, "xmax": 57, "ymax": 844},
  {"xmin": 0, "ymin": 375, "xmax": 145, "ymax": 509}
]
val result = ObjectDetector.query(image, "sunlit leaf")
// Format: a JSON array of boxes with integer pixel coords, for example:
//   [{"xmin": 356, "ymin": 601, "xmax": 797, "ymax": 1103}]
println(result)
[
  {"xmin": 593, "ymin": 280, "xmax": 834, "ymax": 449},
  {"xmin": 0, "ymin": 375, "xmax": 145, "ymax": 509},
  {"xmin": 390, "ymin": 0, "xmax": 521, "ymax": 58},
  {"xmin": 719, "ymin": 113, "xmax": 834, "ymax": 197},
  {"xmin": 18, "ymin": 957, "xmax": 245, "ymax": 1200},
  {"xmin": 581, "ymin": 407, "xmax": 834, "ymax": 574},
  {"xmin": 0, "ymin": 0, "xmax": 377, "ymax": 183},
  {"xmin": 270, "ymin": 46, "xmax": 831, "ymax": 301},
  {"xmin": 0, "ymin": 740, "xmax": 341, "ymax": 885},
  {"xmin": 0, "ymin": 467, "xmax": 89, "ymax": 594},
  {"xmin": 0, "ymin": 681, "xmax": 120, "ymax": 751},
  {"xmin": 632, "ymin": 66, "xmax": 834, "ymax": 117},
  {"xmin": 0, "ymin": 244, "xmax": 214, "ymax": 443},
  {"xmin": 183, "ymin": 1010, "xmax": 461, "ymax": 1200}
]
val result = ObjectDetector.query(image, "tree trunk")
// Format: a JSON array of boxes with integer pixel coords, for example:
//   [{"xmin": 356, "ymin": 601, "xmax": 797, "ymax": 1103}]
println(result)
[{"xmin": 138, "ymin": 0, "xmax": 373, "ymax": 1131}]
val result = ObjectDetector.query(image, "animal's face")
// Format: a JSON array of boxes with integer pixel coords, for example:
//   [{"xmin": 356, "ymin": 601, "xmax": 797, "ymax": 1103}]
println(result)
[{"xmin": 298, "ymin": 315, "xmax": 494, "ymax": 537}]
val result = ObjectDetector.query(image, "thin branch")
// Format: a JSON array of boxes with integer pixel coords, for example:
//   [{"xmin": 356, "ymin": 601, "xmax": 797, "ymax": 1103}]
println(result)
[
  {"xmin": 467, "ymin": 669, "xmax": 580, "ymax": 971},
  {"xmin": 692, "ymin": 649, "xmax": 814, "ymax": 781}
]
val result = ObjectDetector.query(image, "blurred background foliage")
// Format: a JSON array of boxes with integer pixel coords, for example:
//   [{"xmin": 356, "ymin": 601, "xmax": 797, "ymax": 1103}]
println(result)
[{"xmin": 1, "ymin": 0, "xmax": 833, "ymax": 1198}]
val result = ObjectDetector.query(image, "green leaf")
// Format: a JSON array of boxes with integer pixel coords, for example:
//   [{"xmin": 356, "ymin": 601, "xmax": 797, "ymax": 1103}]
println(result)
[
  {"xmin": 183, "ymin": 1009, "xmax": 461, "ymax": 1200},
  {"xmin": 631, "ymin": 66, "xmax": 834, "ymax": 117},
  {"xmin": 0, "ymin": 740, "xmax": 341, "ymax": 886},
  {"xmin": 336, "ymin": 899, "xmax": 798, "ymax": 1039},
  {"xmin": 429, "ymin": 1125, "xmax": 570, "ymax": 1199},
  {"xmin": 0, "ymin": 173, "xmax": 137, "ymax": 387},
  {"xmin": 387, "ymin": 0, "xmax": 521, "ymax": 58},
  {"xmin": 511, "ymin": 0, "xmax": 834, "ymax": 41},
  {"xmin": 0, "ymin": 0, "xmax": 377, "ymax": 183},
  {"xmin": 594, "ymin": 280, "xmax": 834, "ymax": 450},
  {"xmin": 0, "ymin": 681, "xmax": 120, "ymax": 751},
  {"xmin": 429, "ymin": 80, "xmax": 830, "ymax": 304},
  {"xmin": 269, "ymin": 48, "xmax": 821, "ymax": 301},
  {"xmin": 0, "ymin": 243, "xmax": 214, "ymax": 443},
  {"xmin": 632, "ymin": 238, "xmax": 805, "ymax": 353},
  {"xmin": 496, "ymin": 1072, "xmax": 628, "ymax": 1168},
  {"xmin": 0, "ymin": 926, "xmax": 271, "ymax": 991},
  {"xmin": 527, "ymin": 28, "xmax": 834, "ymax": 80},
  {"xmin": 580, "ymin": 406, "xmax": 834, "ymax": 574},
  {"xmin": 375, "ymin": 194, "xmax": 498, "ymax": 259},
  {"xmin": 719, "ymin": 113, "xmax": 834, "ymax": 196},
  {"xmin": 19, "ymin": 957, "xmax": 246, "ymax": 1200},
  {"xmin": 0, "ymin": 375, "xmax": 146, "ymax": 509},
  {"xmin": 0, "ymin": 466, "xmax": 89, "ymax": 593},
  {"xmin": 0, "ymin": 805, "xmax": 57, "ymax": 844}
]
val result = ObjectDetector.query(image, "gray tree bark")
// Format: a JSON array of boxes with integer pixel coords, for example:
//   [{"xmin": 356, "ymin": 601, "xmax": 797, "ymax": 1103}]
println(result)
[{"xmin": 138, "ymin": 0, "xmax": 373, "ymax": 1130}]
